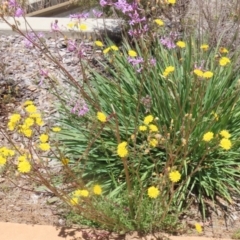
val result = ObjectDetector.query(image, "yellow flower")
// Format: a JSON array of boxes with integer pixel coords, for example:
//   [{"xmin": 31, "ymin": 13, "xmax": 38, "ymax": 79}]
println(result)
[
  {"xmin": 203, "ymin": 132, "xmax": 214, "ymax": 142},
  {"xmin": 29, "ymin": 113, "xmax": 41, "ymax": 119},
  {"xmin": 147, "ymin": 186, "xmax": 160, "ymax": 199},
  {"xmin": 200, "ymin": 44, "xmax": 209, "ymax": 51},
  {"xmin": 39, "ymin": 134, "xmax": 49, "ymax": 143},
  {"xmin": 163, "ymin": 66, "xmax": 175, "ymax": 77},
  {"xmin": 97, "ymin": 112, "xmax": 107, "ymax": 123},
  {"xmin": 139, "ymin": 125, "xmax": 147, "ymax": 131},
  {"xmin": 110, "ymin": 45, "xmax": 118, "ymax": 51},
  {"xmin": 169, "ymin": 170, "xmax": 181, "ymax": 183},
  {"xmin": 38, "ymin": 143, "xmax": 50, "ymax": 151},
  {"xmin": 70, "ymin": 197, "xmax": 78, "ymax": 205},
  {"xmin": 117, "ymin": 141, "xmax": 128, "ymax": 158},
  {"xmin": 0, "ymin": 156, "xmax": 7, "ymax": 166},
  {"xmin": 219, "ymin": 138, "xmax": 232, "ymax": 150},
  {"xmin": 9, "ymin": 113, "xmax": 21, "ymax": 123},
  {"xmin": 149, "ymin": 124, "xmax": 158, "ymax": 132},
  {"xmin": 24, "ymin": 118, "xmax": 34, "ymax": 127},
  {"xmin": 18, "ymin": 160, "xmax": 31, "ymax": 173},
  {"xmin": 61, "ymin": 158, "xmax": 69, "ymax": 165},
  {"xmin": 67, "ymin": 21, "xmax": 75, "ymax": 29},
  {"xmin": 219, "ymin": 47, "xmax": 228, "ymax": 54},
  {"xmin": 219, "ymin": 57, "xmax": 231, "ymax": 66},
  {"xmin": 93, "ymin": 185, "xmax": 102, "ymax": 195},
  {"xmin": 95, "ymin": 40, "xmax": 104, "ymax": 47},
  {"xmin": 74, "ymin": 189, "xmax": 89, "ymax": 197},
  {"xmin": 103, "ymin": 47, "xmax": 111, "ymax": 54},
  {"xmin": 194, "ymin": 69, "xmax": 203, "ymax": 77},
  {"xmin": 143, "ymin": 115, "xmax": 154, "ymax": 125},
  {"xmin": 154, "ymin": 19, "xmax": 164, "ymax": 26},
  {"xmin": 176, "ymin": 41, "xmax": 186, "ymax": 48},
  {"xmin": 52, "ymin": 126, "xmax": 61, "ymax": 132},
  {"xmin": 167, "ymin": 0, "xmax": 176, "ymax": 4},
  {"xmin": 78, "ymin": 24, "xmax": 87, "ymax": 31},
  {"xmin": 25, "ymin": 104, "xmax": 37, "ymax": 113},
  {"xmin": 220, "ymin": 130, "xmax": 231, "ymax": 139},
  {"xmin": 0, "ymin": 147, "xmax": 15, "ymax": 157},
  {"xmin": 195, "ymin": 223, "xmax": 202, "ymax": 233},
  {"xmin": 128, "ymin": 50, "xmax": 137, "ymax": 57},
  {"xmin": 203, "ymin": 71, "xmax": 213, "ymax": 79},
  {"xmin": 18, "ymin": 155, "xmax": 27, "ymax": 162},
  {"xmin": 8, "ymin": 121, "xmax": 16, "ymax": 131},
  {"xmin": 149, "ymin": 139, "xmax": 158, "ymax": 147},
  {"xmin": 19, "ymin": 125, "xmax": 32, "ymax": 137},
  {"xmin": 24, "ymin": 100, "xmax": 34, "ymax": 106}
]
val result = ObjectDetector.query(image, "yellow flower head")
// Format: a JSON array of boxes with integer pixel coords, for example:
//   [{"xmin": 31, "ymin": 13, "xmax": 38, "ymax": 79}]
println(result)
[
  {"xmin": 219, "ymin": 138, "xmax": 232, "ymax": 150},
  {"xmin": 39, "ymin": 134, "xmax": 49, "ymax": 143},
  {"xmin": 149, "ymin": 139, "xmax": 158, "ymax": 147},
  {"xmin": 139, "ymin": 125, "xmax": 147, "ymax": 131},
  {"xmin": 25, "ymin": 104, "xmax": 37, "ymax": 113},
  {"xmin": 128, "ymin": 50, "xmax": 137, "ymax": 57},
  {"xmin": 110, "ymin": 45, "xmax": 119, "ymax": 51},
  {"xmin": 219, "ymin": 47, "xmax": 228, "ymax": 54},
  {"xmin": 9, "ymin": 113, "xmax": 21, "ymax": 123},
  {"xmin": 117, "ymin": 141, "xmax": 128, "ymax": 158},
  {"xmin": 97, "ymin": 112, "xmax": 107, "ymax": 123},
  {"xmin": 147, "ymin": 186, "xmax": 160, "ymax": 199},
  {"xmin": 67, "ymin": 21, "xmax": 75, "ymax": 29},
  {"xmin": 70, "ymin": 197, "xmax": 78, "ymax": 205},
  {"xmin": 167, "ymin": 0, "xmax": 176, "ymax": 4},
  {"xmin": 8, "ymin": 121, "xmax": 16, "ymax": 131},
  {"xmin": 103, "ymin": 47, "xmax": 111, "ymax": 54},
  {"xmin": 0, "ymin": 156, "xmax": 7, "ymax": 166},
  {"xmin": 29, "ymin": 113, "xmax": 41, "ymax": 119},
  {"xmin": 176, "ymin": 41, "xmax": 186, "ymax": 48},
  {"xmin": 18, "ymin": 160, "xmax": 31, "ymax": 173},
  {"xmin": 24, "ymin": 117, "xmax": 34, "ymax": 127},
  {"xmin": 200, "ymin": 44, "xmax": 209, "ymax": 51},
  {"xmin": 149, "ymin": 124, "xmax": 158, "ymax": 132},
  {"xmin": 203, "ymin": 71, "xmax": 213, "ymax": 79},
  {"xmin": 18, "ymin": 155, "xmax": 27, "ymax": 162},
  {"xmin": 194, "ymin": 69, "xmax": 203, "ymax": 77},
  {"xmin": 24, "ymin": 100, "xmax": 34, "ymax": 106},
  {"xmin": 154, "ymin": 19, "xmax": 164, "ymax": 26},
  {"xmin": 0, "ymin": 147, "xmax": 15, "ymax": 157},
  {"xmin": 220, "ymin": 130, "xmax": 231, "ymax": 139},
  {"xmin": 19, "ymin": 126, "xmax": 33, "ymax": 138},
  {"xmin": 74, "ymin": 189, "xmax": 89, "ymax": 197},
  {"xmin": 144, "ymin": 115, "xmax": 154, "ymax": 125},
  {"xmin": 52, "ymin": 126, "xmax": 61, "ymax": 132},
  {"xmin": 195, "ymin": 223, "xmax": 203, "ymax": 233},
  {"xmin": 163, "ymin": 66, "xmax": 175, "ymax": 77},
  {"xmin": 169, "ymin": 170, "xmax": 181, "ymax": 183},
  {"xmin": 78, "ymin": 24, "xmax": 87, "ymax": 31},
  {"xmin": 93, "ymin": 185, "xmax": 102, "ymax": 195},
  {"xmin": 95, "ymin": 40, "xmax": 104, "ymax": 47},
  {"xmin": 38, "ymin": 143, "xmax": 50, "ymax": 151},
  {"xmin": 61, "ymin": 158, "xmax": 69, "ymax": 165},
  {"xmin": 203, "ymin": 132, "xmax": 214, "ymax": 142},
  {"xmin": 219, "ymin": 57, "xmax": 231, "ymax": 66}
]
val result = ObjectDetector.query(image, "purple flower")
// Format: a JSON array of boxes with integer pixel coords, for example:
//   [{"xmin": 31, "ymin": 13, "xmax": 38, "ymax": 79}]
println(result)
[
  {"xmin": 71, "ymin": 100, "xmax": 89, "ymax": 116},
  {"xmin": 128, "ymin": 11, "xmax": 145, "ymax": 25},
  {"xmin": 114, "ymin": 0, "xmax": 133, "ymax": 13},
  {"xmin": 39, "ymin": 68, "xmax": 49, "ymax": 85},
  {"xmin": 149, "ymin": 57, "xmax": 156, "ymax": 66},
  {"xmin": 92, "ymin": 9, "xmax": 103, "ymax": 18},
  {"xmin": 51, "ymin": 20, "xmax": 59, "ymax": 32},
  {"xmin": 100, "ymin": 0, "xmax": 112, "ymax": 7},
  {"xmin": 67, "ymin": 40, "xmax": 77, "ymax": 52},
  {"xmin": 160, "ymin": 37, "xmax": 176, "ymax": 49},
  {"xmin": 128, "ymin": 24, "xmax": 148, "ymax": 38},
  {"xmin": 15, "ymin": 7, "xmax": 24, "ymax": 17},
  {"xmin": 69, "ymin": 12, "xmax": 89, "ymax": 20},
  {"xmin": 8, "ymin": 0, "xmax": 16, "ymax": 7},
  {"xmin": 128, "ymin": 56, "xmax": 144, "ymax": 66}
]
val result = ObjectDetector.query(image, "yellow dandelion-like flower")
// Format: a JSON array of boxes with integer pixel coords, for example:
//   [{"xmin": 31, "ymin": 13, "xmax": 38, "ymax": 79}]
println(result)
[
  {"xmin": 200, "ymin": 44, "xmax": 209, "ymax": 51},
  {"xmin": 220, "ymin": 130, "xmax": 231, "ymax": 139},
  {"xmin": 117, "ymin": 141, "xmax": 128, "ymax": 158},
  {"xmin": 139, "ymin": 125, "xmax": 147, "ymax": 131},
  {"xmin": 38, "ymin": 143, "xmax": 50, "ymax": 151},
  {"xmin": 39, "ymin": 134, "xmax": 49, "ymax": 143},
  {"xmin": 61, "ymin": 158, "xmax": 69, "ymax": 165},
  {"xmin": 21, "ymin": 127, "xmax": 33, "ymax": 138},
  {"xmin": 219, "ymin": 47, "xmax": 228, "ymax": 54},
  {"xmin": 144, "ymin": 115, "xmax": 154, "ymax": 125},
  {"xmin": 18, "ymin": 160, "xmax": 31, "ymax": 173},
  {"xmin": 29, "ymin": 113, "xmax": 41, "ymax": 119},
  {"xmin": 195, "ymin": 223, "xmax": 203, "ymax": 233},
  {"xmin": 203, "ymin": 132, "xmax": 214, "ymax": 142},
  {"xmin": 0, "ymin": 147, "xmax": 15, "ymax": 157},
  {"xmin": 78, "ymin": 24, "xmax": 87, "ymax": 31},
  {"xmin": 110, "ymin": 45, "xmax": 119, "ymax": 51},
  {"xmin": 203, "ymin": 71, "xmax": 213, "ymax": 79},
  {"xmin": 163, "ymin": 66, "xmax": 175, "ymax": 77},
  {"xmin": 219, "ymin": 138, "xmax": 232, "ymax": 150},
  {"xmin": 67, "ymin": 21, "xmax": 75, "ymax": 29},
  {"xmin": 8, "ymin": 121, "xmax": 16, "ymax": 131},
  {"xmin": 0, "ymin": 156, "xmax": 7, "ymax": 166},
  {"xmin": 97, "ymin": 112, "xmax": 107, "ymax": 123},
  {"xmin": 103, "ymin": 47, "xmax": 111, "ymax": 54},
  {"xmin": 169, "ymin": 170, "xmax": 181, "ymax": 183},
  {"xmin": 24, "ymin": 100, "xmax": 34, "ymax": 106},
  {"xmin": 219, "ymin": 57, "xmax": 231, "ymax": 66},
  {"xmin": 25, "ymin": 104, "xmax": 37, "ymax": 113},
  {"xmin": 36, "ymin": 117, "xmax": 44, "ymax": 126},
  {"xmin": 93, "ymin": 185, "xmax": 102, "ymax": 195},
  {"xmin": 70, "ymin": 197, "xmax": 78, "ymax": 205},
  {"xmin": 194, "ymin": 69, "xmax": 203, "ymax": 77},
  {"xmin": 128, "ymin": 50, "xmax": 137, "ymax": 57},
  {"xmin": 154, "ymin": 19, "xmax": 164, "ymax": 26},
  {"xmin": 52, "ymin": 126, "xmax": 61, "ymax": 132},
  {"xmin": 168, "ymin": 0, "xmax": 176, "ymax": 4},
  {"xmin": 149, "ymin": 124, "xmax": 158, "ymax": 132},
  {"xmin": 24, "ymin": 117, "xmax": 34, "ymax": 127},
  {"xmin": 176, "ymin": 41, "xmax": 186, "ymax": 48},
  {"xmin": 147, "ymin": 186, "xmax": 160, "ymax": 199},
  {"xmin": 9, "ymin": 113, "xmax": 21, "ymax": 123},
  {"xmin": 76, "ymin": 190, "xmax": 89, "ymax": 197},
  {"xmin": 95, "ymin": 40, "xmax": 104, "ymax": 47},
  {"xmin": 149, "ymin": 139, "xmax": 158, "ymax": 147},
  {"xmin": 18, "ymin": 155, "xmax": 27, "ymax": 162}
]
